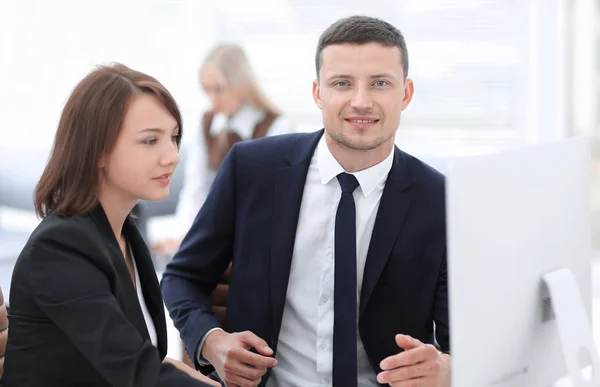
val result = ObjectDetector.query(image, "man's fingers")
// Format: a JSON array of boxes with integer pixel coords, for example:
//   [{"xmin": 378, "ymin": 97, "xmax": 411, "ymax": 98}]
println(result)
[
  {"xmin": 223, "ymin": 353, "xmax": 269, "ymax": 380},
  {"xmin": 239, "ymin": 331, "xmax": 274, "ymax": 356},
  {"xmin": 389, "ymin": 377, "xmax": 430, "ymax": 387},
  {"xmin": 380, "ymin": 344, "xmax": 438, "ymax": 370},
  {"xmin": 233, "ymin": 347, "xmax": 278, "ymax": 369},
  {"xmin": 378, "ymin": 358, "xmax": 442, "ymax": 384},
  {"xmin": 395, "ymin": 334, "xmax": 423, "ymax": 350},
  {"xmin": 223, "ymin": 371, "xmax": 261, "ymax": 387}
]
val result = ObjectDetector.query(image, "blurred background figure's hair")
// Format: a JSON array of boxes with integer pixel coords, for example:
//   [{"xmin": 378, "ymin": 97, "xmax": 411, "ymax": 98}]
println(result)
[{"xmin": 201, "ymin": 43, "xmax": 280, "ymax": 116}]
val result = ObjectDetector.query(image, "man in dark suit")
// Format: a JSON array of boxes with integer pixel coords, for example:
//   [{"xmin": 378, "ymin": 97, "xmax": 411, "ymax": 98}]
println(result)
[{"xmin": 162, "ymin": 15, "xmax": 450, "ymax": 387}]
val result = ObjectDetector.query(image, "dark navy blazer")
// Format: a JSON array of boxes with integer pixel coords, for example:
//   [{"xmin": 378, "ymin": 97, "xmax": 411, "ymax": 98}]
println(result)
[{"xmin": 161, "ymin": 130, "xmax": 449, "ymax": 383}]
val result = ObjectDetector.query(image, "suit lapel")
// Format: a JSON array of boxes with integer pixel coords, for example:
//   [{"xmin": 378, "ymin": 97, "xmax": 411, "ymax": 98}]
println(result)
[
  {"xmin": 88, "ymin": 205, "xmax": 158, "ymax": 352},
  {"xmin": 124, "ymin": 219, "xmax": 168, "ymax": 358},
  {"xmin": 270, "ymin": 130, "xmax": 323, "ymax": 335},
  {"xmin": 360, "ymin": 148, "xmax": 411, "ymax": 315}
]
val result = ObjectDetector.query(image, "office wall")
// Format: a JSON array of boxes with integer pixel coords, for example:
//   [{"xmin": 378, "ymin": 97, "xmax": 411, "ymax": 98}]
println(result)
[{"xmin": 1, "ymin": 0, "xmax": 598, "ymax": 251}]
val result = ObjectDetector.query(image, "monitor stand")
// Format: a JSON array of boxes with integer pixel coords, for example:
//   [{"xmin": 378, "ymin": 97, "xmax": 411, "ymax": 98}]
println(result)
[{"xmin": 542, "ymin": 268, "xmax": 600, "ymax": 386}]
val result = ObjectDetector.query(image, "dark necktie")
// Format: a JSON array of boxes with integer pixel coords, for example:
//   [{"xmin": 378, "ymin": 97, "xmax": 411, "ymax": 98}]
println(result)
[{"xmin": 333, "ymin": 172, "xmax": 359, "ymax": 387}]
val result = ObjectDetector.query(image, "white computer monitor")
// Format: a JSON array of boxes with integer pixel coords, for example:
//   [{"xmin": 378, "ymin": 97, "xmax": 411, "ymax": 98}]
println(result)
[{"xmin": 446, "ymin": 137, "xmax": 600, "ymax": 386}]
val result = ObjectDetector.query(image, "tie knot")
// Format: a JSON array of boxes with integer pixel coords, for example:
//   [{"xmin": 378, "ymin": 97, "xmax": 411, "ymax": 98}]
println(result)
[{"xmin": 337, "ymin": 173, "xmax": 359, "ymax": 194}]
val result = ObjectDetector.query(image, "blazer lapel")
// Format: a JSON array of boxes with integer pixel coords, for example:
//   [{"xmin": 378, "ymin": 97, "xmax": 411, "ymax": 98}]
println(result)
[
  {"xmin": 360, "ymin": 148, "xmax": 411, "ymax": 315},
  {"xmin": 88, "ymin": 205, "xmax": 155, "ymax": 350},
  {"xmin": 124, "ymin": 219, "xmax": 169, "ymax": 358},
  {"xmin": 270, "ymin": 130, "xmax": 323, "ymax": 336}
]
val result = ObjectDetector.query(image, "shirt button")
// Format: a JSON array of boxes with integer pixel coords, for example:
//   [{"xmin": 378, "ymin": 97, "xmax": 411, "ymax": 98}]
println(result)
[
  {"xmin": 319, "ymin": 343, "xmax": 326, "ymax": 350},
  {"xmin": 319, "ymin": 296, "xmax": 328, "ymax": 305}
]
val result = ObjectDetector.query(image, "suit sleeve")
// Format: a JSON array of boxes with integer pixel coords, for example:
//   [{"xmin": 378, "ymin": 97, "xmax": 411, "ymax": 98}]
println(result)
[
  {"xmin": 431, "ymin": 176, "xmax": 450, "ymax": 355},
  {"xmin": 161, "ymin": 143, "xmax": 238, "ymax": 373},
  {"xmin": 434, "ymin": 250, "xmax": 450, "ymax": 354},
  {"xmin": 28, "ymin": 226, "xmax": 209, "ymax": 387}
]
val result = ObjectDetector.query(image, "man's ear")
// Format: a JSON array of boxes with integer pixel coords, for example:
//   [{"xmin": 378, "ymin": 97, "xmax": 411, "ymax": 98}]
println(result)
[
  {"xmin": 312, "ymin": 80, "xmax": 322, "ymax": 110},
  {"xmin": 401, "ymin": 77, "xmax": 415, "ymax": 111}
]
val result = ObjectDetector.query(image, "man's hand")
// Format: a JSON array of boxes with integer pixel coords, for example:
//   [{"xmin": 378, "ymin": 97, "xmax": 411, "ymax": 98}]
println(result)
[
  {"xmin": 377, "ymin": 334, "xmax": 451, "ymax": 387},
  {"xmin": 202, "ymin": 330, "xmax": 278, "ymax": 387},
  {"xmin": 163, "ymin": 357, "xmax": 221, "ymax": 386}
]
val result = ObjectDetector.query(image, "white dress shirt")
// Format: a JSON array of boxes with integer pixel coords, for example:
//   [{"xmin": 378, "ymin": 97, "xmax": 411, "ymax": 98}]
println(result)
[
  {"xmin": 132, "ymin": 246, "xmax": 158, "ymax": 347},
  {"xmin": 175, "ymin": 105, "xmax": 294, "ymax": 233},
  {"xmin": 266, "ymin": 135, "xmax": 394, "ymax": 387}
]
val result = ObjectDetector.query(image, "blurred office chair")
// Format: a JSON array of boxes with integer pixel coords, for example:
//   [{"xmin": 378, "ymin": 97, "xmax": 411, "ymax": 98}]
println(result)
[{"xmin": 209, "ymin": 265, "xmax": 232, "ymax": 325}]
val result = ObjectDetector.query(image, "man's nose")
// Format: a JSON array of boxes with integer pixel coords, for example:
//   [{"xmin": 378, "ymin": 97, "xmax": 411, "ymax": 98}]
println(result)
[{"xmin": 350, "ymin": 87, "xmax": 373, "ymax": 110}]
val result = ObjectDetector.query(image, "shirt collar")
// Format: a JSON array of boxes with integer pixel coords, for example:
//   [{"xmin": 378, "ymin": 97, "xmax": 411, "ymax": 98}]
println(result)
[
  {"xmin": 209, "ymin": 104, "xmax": 266, "ymax": 139},
  {"xmin": 316, "ymin": 134, "xmax": 394, "ymax": 197}
]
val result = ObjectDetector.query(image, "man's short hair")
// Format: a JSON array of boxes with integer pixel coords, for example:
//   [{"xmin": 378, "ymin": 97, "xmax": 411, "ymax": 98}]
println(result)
[{"xmin": 315, "ymin": 15, "xmax": 409, "ymax": 81}]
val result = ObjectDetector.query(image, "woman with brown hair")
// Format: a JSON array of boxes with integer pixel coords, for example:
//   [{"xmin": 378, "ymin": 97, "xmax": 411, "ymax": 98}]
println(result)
[{"xmin": 2, "ymin": 64, "xmax": 218, "ymax": 387}]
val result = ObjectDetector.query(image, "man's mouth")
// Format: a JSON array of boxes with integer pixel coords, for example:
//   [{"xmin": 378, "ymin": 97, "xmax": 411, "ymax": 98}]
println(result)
[
  {"xmin": 345, "ymin": 119, "xmax": 379, "ymax": 124},
  {"xmin": 344, "ymin": 116, "xmax": 380, "ymax": 127}
]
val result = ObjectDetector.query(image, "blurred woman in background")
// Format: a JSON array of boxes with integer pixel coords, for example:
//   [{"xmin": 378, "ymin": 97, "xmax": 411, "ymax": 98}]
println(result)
[{"xmin": 166, "ymin": 43, "xmax": 294, "ymax": 243}]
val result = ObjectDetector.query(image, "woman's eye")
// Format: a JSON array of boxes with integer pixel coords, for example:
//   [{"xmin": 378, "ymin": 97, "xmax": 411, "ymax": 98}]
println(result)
[{"xmin": 143, "ymin": 138, "xmax": 158, "ymax": 145}]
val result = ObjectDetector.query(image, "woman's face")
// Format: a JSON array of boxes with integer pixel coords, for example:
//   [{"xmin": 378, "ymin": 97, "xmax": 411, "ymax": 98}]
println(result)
[
  {"xmin": 99, "ymin": 93, "xmax": 180, "ymax": 207},
  {"xmin": 200, "ymin": 65, "xmax": 242, "ymax": 116}
]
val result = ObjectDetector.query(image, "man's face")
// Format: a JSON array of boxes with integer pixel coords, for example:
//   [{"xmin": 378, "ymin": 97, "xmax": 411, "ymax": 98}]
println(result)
[{"xmin": 313, "ymin": 42, "xmax": 413, "ymax": 152}]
